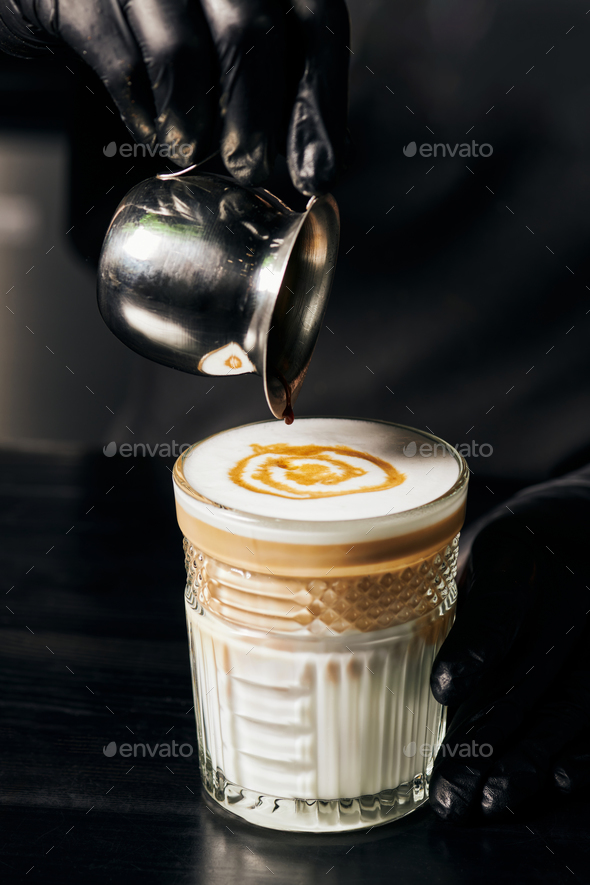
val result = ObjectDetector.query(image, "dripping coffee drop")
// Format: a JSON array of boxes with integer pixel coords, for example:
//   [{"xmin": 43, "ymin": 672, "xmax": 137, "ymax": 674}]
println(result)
[{"xmin": 277, "ymin": 372, "xmax": 294, "ymax": 425}]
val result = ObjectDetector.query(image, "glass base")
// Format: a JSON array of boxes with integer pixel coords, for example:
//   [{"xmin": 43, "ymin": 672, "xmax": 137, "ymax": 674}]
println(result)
[{"xmin": 204, "ymin": 767, "xmax": 430, "ymax": 833}]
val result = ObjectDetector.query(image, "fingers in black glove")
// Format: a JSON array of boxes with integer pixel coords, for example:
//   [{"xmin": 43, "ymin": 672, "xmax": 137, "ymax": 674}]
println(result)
[
  {"xmin": 0, "ymin": 0, "xmax": 64, "ymax": 56},
  {"xmin": 430, "ymin": 527, "xmax": 535, "ymax": 708},
  {"xmin": 430, "ymin": 517, "xmax": 588, "ymax": 823},
  {"xmin": 42, "ymin": 0, "xmax": 159, "ymax": 146},
  {"xmin": 123, "ymin": 0, "xmax": 217, "ymax": 164},
  {"xmin": 286, "ymin": 0, "xmax": 350, "ymax": 195},
  {"xmin": 1, "ymin": 0, "xmax": 217, "ymax": 161},
  {"xmin": 0, "ymin": 0, "xmax": 351, "ymax": 193},
  {"xmin": 553, "ymin": 734, "xmax": 590, "ymax": 795},
  {"xmin": 200, "ymin": 0, "xmax": 286, "ymax": 185},
  {"xmin": 481, "ymin": 642, "xmax": 590, "ymax": 816}
]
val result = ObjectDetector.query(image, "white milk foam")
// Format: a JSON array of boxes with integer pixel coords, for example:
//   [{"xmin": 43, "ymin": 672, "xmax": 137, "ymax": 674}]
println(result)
[{"xmin": 179, "ymin": 419, "xmax": 460, "ymax": 533}]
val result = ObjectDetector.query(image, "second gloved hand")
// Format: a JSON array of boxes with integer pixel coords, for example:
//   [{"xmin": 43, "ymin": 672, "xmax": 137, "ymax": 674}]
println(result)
[{"xmin": 429, "ymin": 466, "xmax": 590, "ymax": 822}]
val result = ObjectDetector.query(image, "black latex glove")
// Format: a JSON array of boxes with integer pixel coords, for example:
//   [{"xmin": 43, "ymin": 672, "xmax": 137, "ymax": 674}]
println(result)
[
  {"xmin": 0, "ymin": 0, "xmax": 349, "ymax": 194},
  {"xmin": 430, "ymin": 466, "xmax": 590, "ymax": 822}
]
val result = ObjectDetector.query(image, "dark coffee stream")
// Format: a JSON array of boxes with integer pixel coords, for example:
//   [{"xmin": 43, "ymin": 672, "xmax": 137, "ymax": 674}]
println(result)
[{"xmin": 277, "ymin": 372, "xmax": 294, "ymax": 425}]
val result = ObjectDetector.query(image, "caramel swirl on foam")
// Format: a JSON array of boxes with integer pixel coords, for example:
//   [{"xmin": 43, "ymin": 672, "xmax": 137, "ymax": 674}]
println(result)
[{"xmin": 228, "ymin": 443, "xmax": 406, "ymax": 500}]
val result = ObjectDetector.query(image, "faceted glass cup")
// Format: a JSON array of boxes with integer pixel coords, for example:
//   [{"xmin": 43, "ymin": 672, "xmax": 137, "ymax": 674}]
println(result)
[{"xmin": 173, "ymin": 419, "xmax": 469, "ymax": 832}]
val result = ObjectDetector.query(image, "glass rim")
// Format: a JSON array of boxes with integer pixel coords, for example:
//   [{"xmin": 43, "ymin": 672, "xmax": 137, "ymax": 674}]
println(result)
[{"xmin": 172, "ymin": 416, "xmax": 469, "ymax": 534}]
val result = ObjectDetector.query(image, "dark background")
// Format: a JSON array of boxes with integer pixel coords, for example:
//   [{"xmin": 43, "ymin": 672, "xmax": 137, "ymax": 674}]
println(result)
[{"xmin": 1, "ymin": 0, "xmax": 590, "ymax": 881}]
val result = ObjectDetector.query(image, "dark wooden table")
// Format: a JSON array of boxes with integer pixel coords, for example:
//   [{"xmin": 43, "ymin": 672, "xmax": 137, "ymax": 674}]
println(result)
[{"xmin": 1, "ymin": 447, "xmax": 589, "ymax": 884}]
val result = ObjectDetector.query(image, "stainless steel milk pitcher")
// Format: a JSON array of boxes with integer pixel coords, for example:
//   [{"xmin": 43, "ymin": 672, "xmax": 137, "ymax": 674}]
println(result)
[{"xmin": 97, "ymin": 171, "xmax": 339, "ymax": 419}]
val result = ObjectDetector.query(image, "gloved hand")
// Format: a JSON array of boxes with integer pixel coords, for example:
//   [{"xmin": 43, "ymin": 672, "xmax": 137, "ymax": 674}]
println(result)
[
  {"xmin": 0, "ymin": 0, "xmax": 349, "ymax": 195},
  {"xmin": 429, "ymin": 465, "xmax": 590, "ymax": 822}
]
